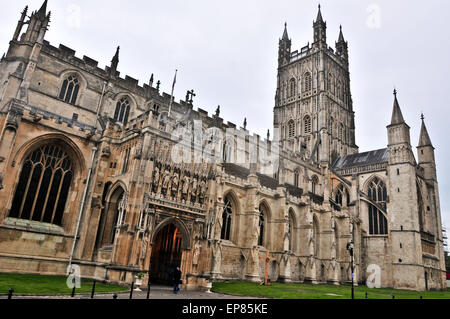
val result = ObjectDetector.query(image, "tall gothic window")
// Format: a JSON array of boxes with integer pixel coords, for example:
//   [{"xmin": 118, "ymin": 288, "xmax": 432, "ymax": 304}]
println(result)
[
  {"xmin": 258, "ymin": 204, "xmax": 268, "ymax": 247},
  {"xmin": 288, "ymin": 210, "xmax": 295, "ymax": 251},
  {"xmin": 288, "ymin": 120, "xmax": 295, "ymax": 138},
  {"xmin": 114, "ymin": 97, "xmax": 131, "ymax": 125},
  {"xmin": 339, "ymin": 123, "xmax": 344, "ymax": 141},
  {"xmin": 304, "ymin": 115, "xmax": 312, "ymax": 134},
  {"xmin": 221, "ymin": 195, "xmax": 234, "ymax": 240},
  {"xmin": 9, "ymin": 143, "xmax": 73, "ymax": 226},
  {"xmin": 289, "ymin": 78, "xmax": 296, "ymax": 97},
  {"xmin": 294, "ymin": 169, "xmax": 300, "ymax": 187},
  {"xmin": 367, "ymin": 177, "xmax": 388, "ymax": 235},
  {"xmin": 417, "ymin": 182, "xmax": 425, "ymax": 231},
  {"xmin": 59, "ymin": 75, "xmax": 80, "ymax": 105},
  {"xmin": 304, "ymin": 72, "xmax": 312, "ymax": 92}
]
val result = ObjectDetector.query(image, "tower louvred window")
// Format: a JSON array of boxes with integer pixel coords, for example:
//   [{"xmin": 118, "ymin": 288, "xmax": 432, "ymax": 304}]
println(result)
[
  {"xmin": 304, "ymin": 115, "xmax": 312, "ymax": 134},
  {"xmin": 288, "ymin": 120, "xmax": 295, "ymax": 138}
]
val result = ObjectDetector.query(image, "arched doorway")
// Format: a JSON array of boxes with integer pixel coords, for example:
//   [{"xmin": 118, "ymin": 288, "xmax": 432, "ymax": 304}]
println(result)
[{"xmin": 150, "ymin": 223, "xmax": 183, "ymax": 284}]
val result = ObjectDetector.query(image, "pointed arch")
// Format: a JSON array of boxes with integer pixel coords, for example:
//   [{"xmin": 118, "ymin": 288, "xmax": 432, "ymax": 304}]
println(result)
[
  {"xmin": 151, "ymin": 217, "xmax": 192, "ymax": 250},
  {"xmin": 365, "ymin": 176, "xmax": 388, "ymax": 235},
  {"xmin": 221, "ymin": 190, "xmax": 240, "ymax": 241},
  {"xmin": 258, "ymin": 200, "xmax": 272, "ymax": 247}
]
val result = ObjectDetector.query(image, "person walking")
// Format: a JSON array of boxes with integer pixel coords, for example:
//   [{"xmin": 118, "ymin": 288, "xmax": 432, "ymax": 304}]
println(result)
[{"xmin": 173, "ymin": 266, "xmax": 182, "ymax": 294}]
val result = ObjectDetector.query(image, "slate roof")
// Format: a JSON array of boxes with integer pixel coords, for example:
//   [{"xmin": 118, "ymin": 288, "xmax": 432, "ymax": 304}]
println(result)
[{"xmin": 332, "ymin": 148, "xmax": 388, "ymax": 170}]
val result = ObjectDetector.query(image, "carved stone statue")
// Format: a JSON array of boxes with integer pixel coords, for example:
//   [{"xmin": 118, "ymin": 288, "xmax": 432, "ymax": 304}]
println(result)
[
  {"xmin": 192, "ymin": 241, "xmax": 202, "ymax": 266},
  {"xmin": 162, "ymin": 169, "xmax": 171, "ymax": 189}
]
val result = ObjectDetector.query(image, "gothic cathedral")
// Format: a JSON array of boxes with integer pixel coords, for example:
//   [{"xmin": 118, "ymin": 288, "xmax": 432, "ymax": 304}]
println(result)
[{"xmin": 0, "ymin": 2, "xmax": 446, "ymax": 291}]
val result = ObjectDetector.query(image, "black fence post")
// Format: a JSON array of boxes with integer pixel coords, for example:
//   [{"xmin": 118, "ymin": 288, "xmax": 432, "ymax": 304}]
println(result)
[
  {"xmin": 7, "ymin": 288, "xmax": 14, "ymax": 300},
  {"xmin": 91, "ymin": 280, "xmax": 96, "ymax": 299},
  {"xmin": 130, "ymin": 281, "xmax": 134, "ymax": 299},
  {"xmin": 113, "ymin": 293, "xmax": 118, "ymax": 299},
  {"xmin": 146, "ymin": 280, "xmax": 151, "ymax": 300},
  {"xmin": 392, "ymin": 295, "xmax": 395, "ymax": 299},
  {"xmin": 365, "ymin": 292, "xmax": 368, "ymax": 299},
  {"xmin": 71, "ymin": 286, "xmax": 76, "ymax": 298}
]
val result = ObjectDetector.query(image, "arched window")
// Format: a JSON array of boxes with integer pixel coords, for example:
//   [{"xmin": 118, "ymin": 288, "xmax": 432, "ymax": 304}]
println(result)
[
  {"xmin": 304, "ymin": 72, "xmax": 312, "ymax": 92},
  {"xmin": 288, "ymin": 210, "xmax": 295, "ymax": 251},
  {"xmin": 311, "ymin": 175, "xmax": 319, "ymax": 194},
  {"xmin": 221, "ymin": 195, "xmax": 234, "ymax": 240},
  {"xmin": 337, "ymin": 80, "xmax": 342, "ymax": 100},
  {"xmin": 288, "ymin": 120, "xmax": 295, "ymax": 138},
  {"xmin": 304, "ymin": 115, "xmax": 312, "ymax": 134},
  {"xmin": 294, "ymin": 169, "xmax": 300, "ymax": 187},
  {"xmin": 114, "ymin": 97, "xmax": 131, "ymax": 124},
  {"xmin": 417, "ymin": 182, "xmax": 425, "ymax": 231},
  {"xmin": 9, "ymin": 143, "xmax": 74, "ymax": 226},
  {"xmin": 289, "ymin": 78, "xmax": 296, "ymax": 97},
  {"xmin": 258, "ymin": 203, "xmax": 268, "ymax": 246},
  {"xmin": 335, "ymin": 184, "xmax": 350, "ymax": 207},
  {"xmin": 367, "ymin": 177, "xmax": 388, "ymax": 235},
  {"xmin": 59, "ymin": 75, "xmax": 80, "ymax": 105}
]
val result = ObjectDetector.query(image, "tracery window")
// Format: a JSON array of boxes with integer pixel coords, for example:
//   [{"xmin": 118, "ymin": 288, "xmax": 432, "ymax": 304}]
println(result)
[
  {"xmin": 59, "ymin": 75, "xmax": 80, "ymax": 105},
  {"xmin": 9, "ymin": 143, "xmax": 73, "ymax": 226},
  {"xmin": 114, "ymin": 97, "xmax": 131, "ymax": 125},
  {"xmin": 288, "ymin": 120, "xmax": 295, "ymax": 138},
  {"xmin": 304, "ymin": 72, "xmax": 312, "ymax": 92},
  {"xmin": 367, "ymin": 177, "xmax": 388, "ymax": 235},
  {"xmin": 289, "ymin": 78, "xmax": 296, "ymax": 97},
  {"xmin": 339, "ymin": 123, "xmax": 344, "ymax": 141},
  {"xmin": 304, "ymin": 115, "xmax": 312, "ymax": 134},
  {"xmin": 221, "ymin": 195, "xmax": 234, "ymax": 240}
]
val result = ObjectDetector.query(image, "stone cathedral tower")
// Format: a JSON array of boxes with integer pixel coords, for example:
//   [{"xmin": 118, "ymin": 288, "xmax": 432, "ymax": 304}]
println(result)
[{"xmin": 274, "ymin": 5, "xmax": 358, "ymax": 165}]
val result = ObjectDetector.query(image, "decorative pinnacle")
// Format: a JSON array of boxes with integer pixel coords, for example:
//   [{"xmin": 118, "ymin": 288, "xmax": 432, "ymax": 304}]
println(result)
[
  {"xmin": 420, "ymin": 113, "xmax": 425, "ymax": 121},
  {"xmin": 393, "ymin": 88, "xmax": 397, "ymax": 97}
]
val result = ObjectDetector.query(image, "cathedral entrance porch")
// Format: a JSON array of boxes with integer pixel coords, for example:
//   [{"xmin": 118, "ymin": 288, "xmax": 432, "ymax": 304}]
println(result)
[{"xmin": 150, "ymin": 223, "xmax": 183, "ymax": 285}]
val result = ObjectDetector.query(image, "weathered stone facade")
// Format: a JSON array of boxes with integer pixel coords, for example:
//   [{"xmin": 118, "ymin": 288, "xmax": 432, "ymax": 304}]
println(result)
[{"xmin": 0, "ymin": 2, "xmax": 446, "ymax": 291}]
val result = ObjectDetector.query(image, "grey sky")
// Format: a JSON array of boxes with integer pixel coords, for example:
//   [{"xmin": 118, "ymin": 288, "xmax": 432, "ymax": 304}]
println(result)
[{"xmin": 1, "ymin": 0, "xmax": 449, "ymax": 241}]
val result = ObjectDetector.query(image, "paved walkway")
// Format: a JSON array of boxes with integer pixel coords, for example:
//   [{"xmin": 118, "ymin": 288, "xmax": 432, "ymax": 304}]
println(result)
[{"xmin": 0, "ymin": 284, "xmax": 260, "ymax": 299}]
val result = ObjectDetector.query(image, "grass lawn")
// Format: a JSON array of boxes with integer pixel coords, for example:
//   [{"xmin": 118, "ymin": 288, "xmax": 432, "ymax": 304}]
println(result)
[
  {"xmin": 0, "ymin": 273, "xmax": 127, "ymax": 295},
  {"xmin": 212, "ymin": 281, "xmax": 450, "ymax": 299}
]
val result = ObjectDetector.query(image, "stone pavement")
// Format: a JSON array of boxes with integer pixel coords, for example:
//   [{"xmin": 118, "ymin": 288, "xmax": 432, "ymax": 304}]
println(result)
[{"xmin": 0, "ymin": 284, "xmax": 261, "ymax": 299}]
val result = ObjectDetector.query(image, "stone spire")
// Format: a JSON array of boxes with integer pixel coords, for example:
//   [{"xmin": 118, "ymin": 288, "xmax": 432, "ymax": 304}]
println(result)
[
  {"xmin": 418, "ymin": 114, "xmax": 433, "ymax": 147},
  {"xmin": 37, "ymin": 0, "xmax": 48, "ymax": 18},
  {"xmin": 390, "ymin": 89, "xmax": 405, "ymax": 125},
  {"xmin": 316, "ymin": 4, "xmax": 324, "ymax": 22},
  {"xmin": 282, "ymin": 22, "xmax": 289, "ymax": 41},
  {"xmin": 338, "ymin": 25, "xmax": 345, "ymax": 42}
]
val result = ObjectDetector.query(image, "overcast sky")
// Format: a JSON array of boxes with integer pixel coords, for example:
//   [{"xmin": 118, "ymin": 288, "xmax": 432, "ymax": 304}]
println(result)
[{"xmin": 1, "ymin": 0, "xmax": 449, "ymax": 242}]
